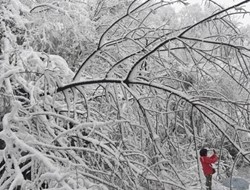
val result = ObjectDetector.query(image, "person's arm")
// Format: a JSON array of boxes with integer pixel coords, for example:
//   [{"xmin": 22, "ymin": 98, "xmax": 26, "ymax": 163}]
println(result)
[{"xmin": 204, "ymin": 150, "xmax": 218, "ymax": 164}]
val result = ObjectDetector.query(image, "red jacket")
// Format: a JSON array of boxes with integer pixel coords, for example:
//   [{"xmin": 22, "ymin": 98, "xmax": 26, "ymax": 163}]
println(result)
[{"xmin": 200, "ymin": 154, "xmax": 218, "ymax": 176}]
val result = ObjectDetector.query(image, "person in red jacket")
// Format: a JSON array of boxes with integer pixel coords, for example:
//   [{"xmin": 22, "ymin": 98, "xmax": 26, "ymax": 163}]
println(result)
[{"xmin": 200, "ymin": 148, "xmax": 218, "ymax": 190}]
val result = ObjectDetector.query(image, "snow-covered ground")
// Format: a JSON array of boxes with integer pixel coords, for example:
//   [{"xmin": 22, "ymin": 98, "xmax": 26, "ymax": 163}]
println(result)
[
  {"xmin": 213, "ymin": 177, "xmax": 250, "ymax": 190},
  {"xmin": 214, "ymin": 181, "xmax": 230, "ymax": 190}
]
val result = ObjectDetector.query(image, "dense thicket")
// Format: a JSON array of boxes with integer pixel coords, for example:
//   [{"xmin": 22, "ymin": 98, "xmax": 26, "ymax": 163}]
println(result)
[{"xmin": 1, "ymin": 0, "xmax": 250, "ymax": 189}]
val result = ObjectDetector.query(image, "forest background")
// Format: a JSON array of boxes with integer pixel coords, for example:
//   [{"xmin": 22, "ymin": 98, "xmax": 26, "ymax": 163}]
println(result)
[{"xmin": 1, "ymin": 0, "xmax": 250, "ymax": 189}]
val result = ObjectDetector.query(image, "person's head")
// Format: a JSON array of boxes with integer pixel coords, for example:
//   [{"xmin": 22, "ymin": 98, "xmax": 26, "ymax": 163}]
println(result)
[{"xmin": 200, "ymin": 148, "xmax": 208, "ymax": 157}]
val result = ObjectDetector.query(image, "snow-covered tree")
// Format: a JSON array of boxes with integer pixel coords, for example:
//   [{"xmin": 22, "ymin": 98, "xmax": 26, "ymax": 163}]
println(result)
[{"xmin": 1, "ymin": 0, "xmax": 250, "ymax": 189}]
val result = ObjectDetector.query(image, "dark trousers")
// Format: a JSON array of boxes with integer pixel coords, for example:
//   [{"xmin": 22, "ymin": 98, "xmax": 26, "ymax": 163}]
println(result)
[{"xmin": 205, "ymin": 175, "xmax": 212, "ymax": 190}]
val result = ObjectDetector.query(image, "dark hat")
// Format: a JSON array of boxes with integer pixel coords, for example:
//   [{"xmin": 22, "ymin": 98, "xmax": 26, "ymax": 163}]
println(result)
[{"xmin": 200, "ymin": 148, "xmax": 207, "ymax": 156}]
